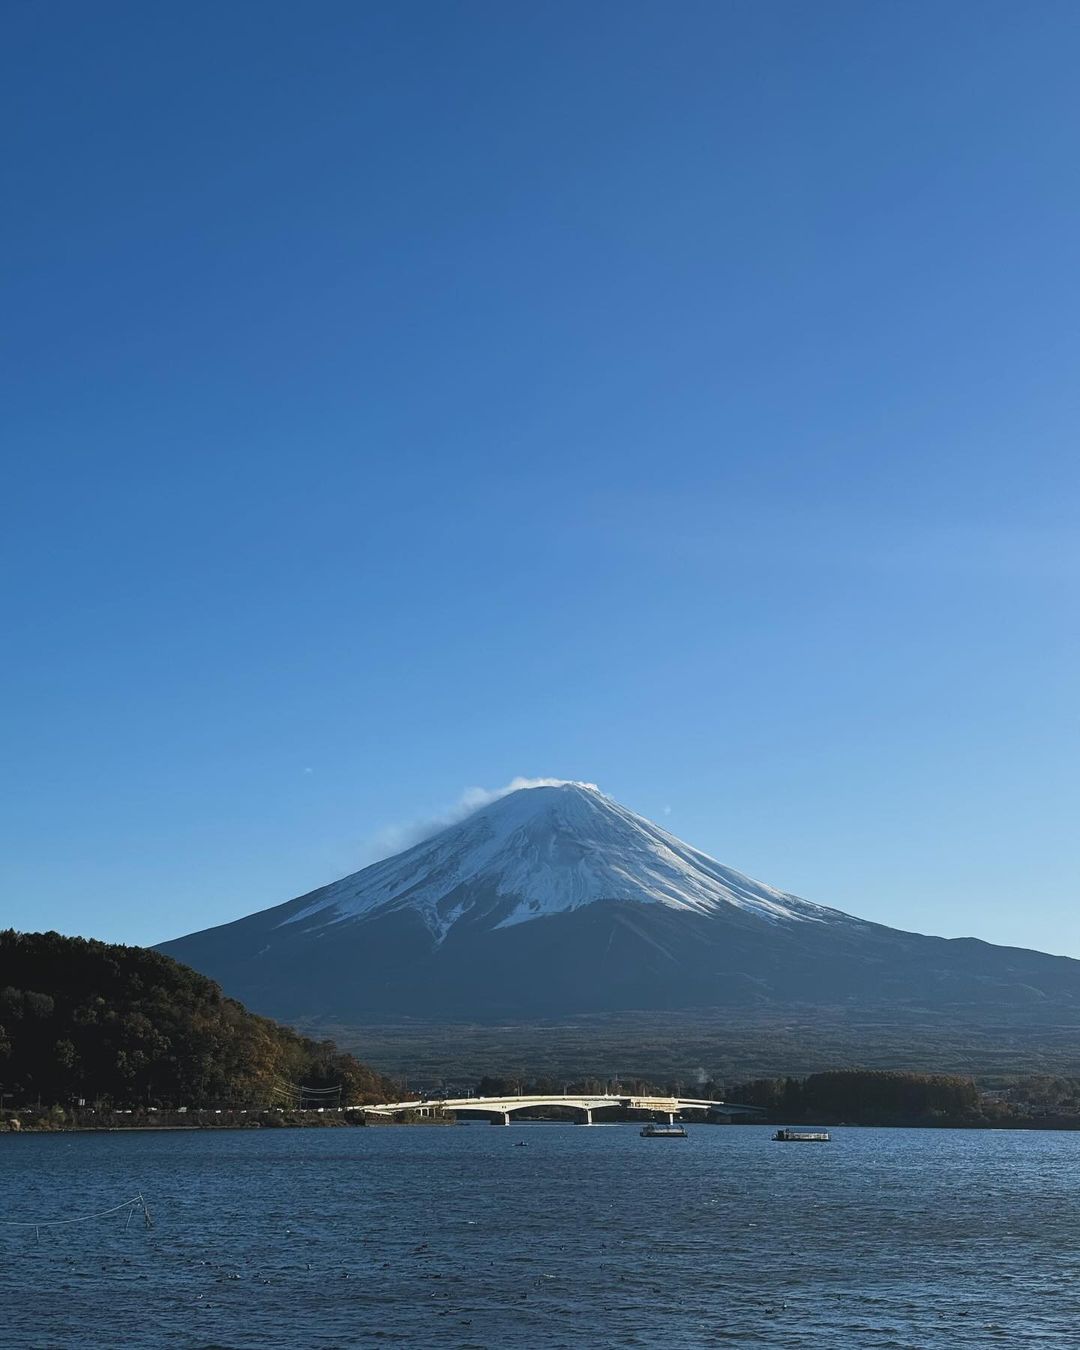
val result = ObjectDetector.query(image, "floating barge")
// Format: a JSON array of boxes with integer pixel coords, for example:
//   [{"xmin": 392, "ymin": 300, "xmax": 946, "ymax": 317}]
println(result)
[
  {"xmin": 772, "ymin": 1128, "xmax": 830, "ymax": 1142},
  {"xmin": 640, "ymin": 1122, "xmax": 688, "ymax": 1138}
]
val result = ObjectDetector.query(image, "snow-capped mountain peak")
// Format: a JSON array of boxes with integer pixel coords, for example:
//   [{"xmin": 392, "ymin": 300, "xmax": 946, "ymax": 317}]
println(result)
[
  {"xmin": 157, "ymin": 781, "xmax": 1080, "ymax": 1041},
  {"xmin": 282, "ymin": 781, "xmax": 842, "ymax": 941}
]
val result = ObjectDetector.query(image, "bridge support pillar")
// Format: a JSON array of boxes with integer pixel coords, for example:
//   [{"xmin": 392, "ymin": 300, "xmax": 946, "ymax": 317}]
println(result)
[
  {"xmin": 491, "ymin": 1112, "xmax": 510, "ymax": 1126},
  {"xmin": 576, "ymin": 1108, "xmax": 592, "ymax": 1126},
  {"xmin": 667, "ymin": 1112, "xmax": 675, "ymax": 1126}
]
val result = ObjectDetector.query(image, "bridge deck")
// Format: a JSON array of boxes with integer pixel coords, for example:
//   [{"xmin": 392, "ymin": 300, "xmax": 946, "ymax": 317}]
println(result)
[{"xmin": 357, "ymin": 1094, "xmax": 757, "ymax": 1117}]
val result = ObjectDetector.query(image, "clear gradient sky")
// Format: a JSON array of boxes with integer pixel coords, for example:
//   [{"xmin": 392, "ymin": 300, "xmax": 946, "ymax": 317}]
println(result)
[{"xmin": 3, "ymin": 1, "xmax": 1078, "ymax": 954}]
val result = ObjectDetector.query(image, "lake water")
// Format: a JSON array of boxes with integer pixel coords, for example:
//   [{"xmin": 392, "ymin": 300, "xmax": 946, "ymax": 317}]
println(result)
[{"xmin": 2, "ymin": 1123, "xmax": 1080, "ymax": 1348}]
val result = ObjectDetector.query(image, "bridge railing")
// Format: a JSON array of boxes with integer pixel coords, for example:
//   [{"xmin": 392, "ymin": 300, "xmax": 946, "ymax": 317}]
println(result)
[{"xmin": 356, "ymin": 1094, "xmax": 759, "ymax": 1116}]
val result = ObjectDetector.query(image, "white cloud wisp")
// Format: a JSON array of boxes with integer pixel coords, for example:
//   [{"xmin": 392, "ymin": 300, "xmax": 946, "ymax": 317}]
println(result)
[{"xmin": 362, "ymin": 777, "xmax": 599, "ymax": 864}]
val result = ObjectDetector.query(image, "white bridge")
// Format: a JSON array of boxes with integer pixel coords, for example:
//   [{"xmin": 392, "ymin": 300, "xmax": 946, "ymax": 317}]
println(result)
[{"xmin": 356, "ymin": 1094, "xmax": 757, "ymax": 1126}]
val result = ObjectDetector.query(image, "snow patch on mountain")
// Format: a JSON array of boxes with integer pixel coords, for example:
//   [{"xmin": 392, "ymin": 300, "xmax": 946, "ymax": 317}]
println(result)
[{"xmin": 282, "ymin": 782, "xmax": 848, "ymax": 942}]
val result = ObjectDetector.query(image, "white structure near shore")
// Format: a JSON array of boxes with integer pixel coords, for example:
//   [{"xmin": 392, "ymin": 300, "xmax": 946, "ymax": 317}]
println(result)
[{"xmin": 356, "ymin": 1093, "xmax": 752, "ymax": 1126}]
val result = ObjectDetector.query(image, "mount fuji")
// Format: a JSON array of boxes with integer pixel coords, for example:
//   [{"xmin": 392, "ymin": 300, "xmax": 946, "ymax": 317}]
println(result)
[{"xmin": 158, "ymin": 782, "xmax": 1080, "ymax": 1055}]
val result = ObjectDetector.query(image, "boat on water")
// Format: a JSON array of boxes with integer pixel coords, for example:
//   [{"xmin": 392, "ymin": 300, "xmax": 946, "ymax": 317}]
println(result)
[
  {"xmin": 772, "ymin": 1128, "xmax": 830, "ymax": 1142},
  {"xmin": 640, "ymin": 1122, "xmax": 687, "ymax": 1138}
]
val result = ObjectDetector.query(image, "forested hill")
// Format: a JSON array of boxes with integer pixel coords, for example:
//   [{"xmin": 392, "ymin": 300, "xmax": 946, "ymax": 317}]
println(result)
[{"xmin": 0, "ymin": 930, "xmax": 396, "ymax": 1109}]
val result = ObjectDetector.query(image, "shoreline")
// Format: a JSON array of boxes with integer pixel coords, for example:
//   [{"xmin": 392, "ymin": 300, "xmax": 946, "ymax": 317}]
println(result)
[{"xmin": 9, "ymin": 1118, "xmax": 1080, "ymax": 1135}]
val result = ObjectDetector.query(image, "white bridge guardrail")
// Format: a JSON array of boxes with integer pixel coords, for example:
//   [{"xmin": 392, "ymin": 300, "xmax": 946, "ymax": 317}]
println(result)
[{"xmin": 354, "ymin": 1094, "xmax": 761, "ymax": 1123}]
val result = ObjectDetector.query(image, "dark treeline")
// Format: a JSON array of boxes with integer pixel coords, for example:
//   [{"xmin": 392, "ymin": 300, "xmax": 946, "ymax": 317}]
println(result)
[
  {"xmin": 0, "ymin": 931, "xmax": 395, "ymax": 1109},
  {"xmin": 723, "ymin": 1069, "xmax": 1080, "ymax": 1128},
  {"xmin": 728, "ymin": 1069, "xmax": 979, "ymax": 1124},
  {"xmin": 469, "ymin": 1069, "xmax": 980, "ymax": 1121},
  {"xmin": 457, "ymin": 1069, "xmax": 1080, "ymax": 1130}
]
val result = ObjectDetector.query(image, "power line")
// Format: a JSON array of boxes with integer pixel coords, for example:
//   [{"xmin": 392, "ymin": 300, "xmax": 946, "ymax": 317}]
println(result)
[{"xmin": 0, "ymin": 1193, "xmax": 153, "ymax": 1237}]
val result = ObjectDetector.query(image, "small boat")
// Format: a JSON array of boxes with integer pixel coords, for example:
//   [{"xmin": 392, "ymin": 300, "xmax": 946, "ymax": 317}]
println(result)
[
  {"xmin": 772, "ymin": 1128, "xmax": 830, "ymax": 1142},
  {"xmin": 640, "ymin": 1122, "xmax": 687, "ymax": 1138}
]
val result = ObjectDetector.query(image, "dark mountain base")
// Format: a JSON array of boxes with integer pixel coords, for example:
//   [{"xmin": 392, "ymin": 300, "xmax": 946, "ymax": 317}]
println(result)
[
  {"xmin": 315, "ymin": 1009, "xmax": 1080, "ymax": 1084},
  {"xmin": 160, "ymin": 899, "xmax": 1080, "ymax": 1086}
]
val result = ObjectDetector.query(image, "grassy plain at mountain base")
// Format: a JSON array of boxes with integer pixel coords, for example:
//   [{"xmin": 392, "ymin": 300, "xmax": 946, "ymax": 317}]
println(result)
[{"xmin": 322, "ymin": 1008, "xmax": 1080, "ymax": 1086}]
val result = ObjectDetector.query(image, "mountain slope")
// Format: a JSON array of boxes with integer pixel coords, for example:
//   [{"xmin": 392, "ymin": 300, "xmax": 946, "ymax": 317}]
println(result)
[
  {"xmin": 157, "ymin": 782, "xmax": 1080, "ymax": 1038},
  {"xmin": 0, "ymin": 929, "xmax": 396, "ymax": 1107}
]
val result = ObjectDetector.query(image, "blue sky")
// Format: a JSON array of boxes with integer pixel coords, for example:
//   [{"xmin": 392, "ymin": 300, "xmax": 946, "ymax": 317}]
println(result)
[{"xmin": 3, "ymin": 1, "xmax": 1078, "ymax": 953}]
